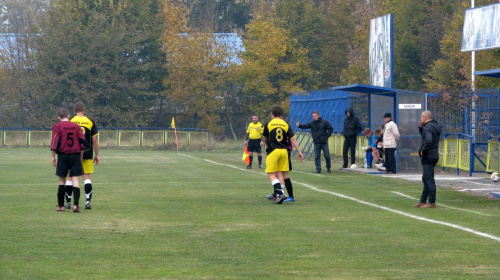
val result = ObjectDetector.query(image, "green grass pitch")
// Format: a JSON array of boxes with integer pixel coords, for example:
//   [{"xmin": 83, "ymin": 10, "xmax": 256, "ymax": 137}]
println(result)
[{"xmin": 1, "ymin": 148, "xmax": 499, "ymax": 279}]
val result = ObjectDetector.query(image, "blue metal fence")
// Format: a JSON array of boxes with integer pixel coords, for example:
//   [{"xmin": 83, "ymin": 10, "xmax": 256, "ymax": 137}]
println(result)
[
  {"xmin": 289, "ymin": 87, "xmax": 500, "ymax": 175},
  {"xmin": 289, "ymin": 89, "xmax": 369, "ymax": 159},
  {"xmin": 289, "ymin": 89, "xmax": 369, "ymax": 134}
]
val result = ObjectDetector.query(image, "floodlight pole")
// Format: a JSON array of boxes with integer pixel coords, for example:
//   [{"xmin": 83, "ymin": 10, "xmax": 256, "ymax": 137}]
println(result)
[
  {"xmin": 470, "ymin": 0, "xmax": 476, "ymax": 176},
  {"xmin": 471, "ymin": 0, "xmax": 476, "ymax": 144}
]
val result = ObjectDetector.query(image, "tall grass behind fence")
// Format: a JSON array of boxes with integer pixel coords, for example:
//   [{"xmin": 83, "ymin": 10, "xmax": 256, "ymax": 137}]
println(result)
[{"xmin": 1, "ymin": 128, "xmax": 210, "ymax": 149}]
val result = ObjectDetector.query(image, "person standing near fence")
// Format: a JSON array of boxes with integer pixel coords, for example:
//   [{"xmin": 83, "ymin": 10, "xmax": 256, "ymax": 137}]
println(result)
[
  {"xmin": 244, "ymin": 115, "xmax": 264, "ymax": 169},
  {"xmin": 342, "ymin": 108, "xmax": 362, "ymax": 169},
  {"xmin": 65, "ymin": 101, "xmax": 99, "ymax": 210},
  {"xmin": 414, "ymin": 110, "xmax": 442, "ymax": 208},
  {"xmin": 51, "ymin": 108, "xmax": 87, "ymax": 212},
  {"xmin": 296, "ymin": 111, "xmax": 333, "ymax": 173},
  {"xmin": 381, "ymin": 113, "xmax": 399, "ymax": 174}
]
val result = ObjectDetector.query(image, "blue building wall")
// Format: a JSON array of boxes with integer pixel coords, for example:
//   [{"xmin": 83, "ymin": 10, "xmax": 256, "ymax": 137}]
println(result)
[{"xmin": 289, "ymin": 89, "xmax": 368, "ymax": 134}]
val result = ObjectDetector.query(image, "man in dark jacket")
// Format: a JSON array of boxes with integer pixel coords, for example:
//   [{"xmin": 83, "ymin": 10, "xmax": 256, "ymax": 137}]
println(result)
[
  {"xmin": 342, "ymin": 108, "xmax": 362, "ymax": 168},
  {"xmin": 296, "ymin": 111, "xmax": 333, "ymax": 173},
  {"xmin": 414, "ymin": 110, "xmax": 442, "ymax": 208}
]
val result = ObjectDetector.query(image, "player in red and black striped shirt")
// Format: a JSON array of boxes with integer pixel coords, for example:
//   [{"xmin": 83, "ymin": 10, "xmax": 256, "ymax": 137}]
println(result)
[{"xmin": 50, "ymin": 108, "xmax": 87, "ymax": 212}]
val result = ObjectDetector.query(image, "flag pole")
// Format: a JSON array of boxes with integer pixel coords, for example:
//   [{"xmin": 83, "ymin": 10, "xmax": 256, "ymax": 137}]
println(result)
[
  {"xmin": 171, "ymin": 117, "xmax": 179, "ymax": 151},
  {"xmin": 174, "ymin": 127, "xmax": 179, "ymax": 151}
]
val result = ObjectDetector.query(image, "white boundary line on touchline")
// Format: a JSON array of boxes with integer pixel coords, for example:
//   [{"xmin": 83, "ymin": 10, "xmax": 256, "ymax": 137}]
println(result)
[
  {"xmin": 178, "ymin": 153, "xmax": 500, "ymax": 243},
  {"xmin": 391, "ymin": 191, "xmax": 494, "ymax": 217},
  {"xmin": 384, "ymin": 175, "xmax": 484, "ymax": 180}
]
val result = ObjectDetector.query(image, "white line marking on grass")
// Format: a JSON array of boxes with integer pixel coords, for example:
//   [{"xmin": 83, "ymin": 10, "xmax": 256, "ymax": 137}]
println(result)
[
  {"xmin": 391, "ymin": 191, "xmax": 493, "ymax": 217},
  {"xmin": 391, "ymin": 191, "xmax": 421, "ymax": 200},
  {"xmin": 460, "ymin": 188, "xmax": 500, "ymax": 191},
  {"xmin": 386, "ymin": 175, "xmax": 485, "ymax": 180},
  {"xmin": 297, "ymin": 182, "xmax": 500, "ymax": 242},
  {"xmin": 293, "ymin": 170, "xmax": 323, "ymax": 177},
  {"xmin": 181, "ymin": 153, "xmax": 323, "ymax": 177},
  {"xmin": 457, "ymin": 180, "xmax": 499, "ymax": 187},
  {"xmin": 179, "ymin": 153, "xmax": 198, "ymax": 160},
  {"xmin": 178, "ymin": 154, "xmax": 500, "ymax": 242}
]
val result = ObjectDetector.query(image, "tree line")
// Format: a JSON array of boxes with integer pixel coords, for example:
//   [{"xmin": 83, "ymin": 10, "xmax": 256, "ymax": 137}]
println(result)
[{"xmin": 1, "ymin": 0, "xmax": 499, "ymax": 139}]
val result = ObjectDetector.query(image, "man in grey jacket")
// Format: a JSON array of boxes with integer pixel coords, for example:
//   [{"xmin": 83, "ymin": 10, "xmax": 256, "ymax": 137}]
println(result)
[
  {"xmin": 414, "ymin": 111, "xmax": 442, "ymax": 208},
  {"xmin": 296, "ymin": 111, "xmax": 333, "ymax": 173}
]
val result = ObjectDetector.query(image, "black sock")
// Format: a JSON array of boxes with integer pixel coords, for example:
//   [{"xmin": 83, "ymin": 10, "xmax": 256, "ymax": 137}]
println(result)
[
  {"xmin": 249, "ymin": 156, "xmax": 253, "ymax": 166},
  {"xmin": 258, "ymin": 156, "xmax": 262, "ymax": 165},
  {"xmin": 273, "ymin": 183, "xmax": 284, "ymax": 196},
  {"xmin": 284, "ymin": 178, "xmax": 293, "ymax": 198},
  {"xmin": 65, "ymin": 185, "xmax": 73, "ymax": 203},
  {"xmin": 84, "ymin": 183, "xmax": 92, "ymax": 202},
  {"xmin": 73, "ymin": 187, "xmax": 81, "ymax": 206},
  {"xmin": 57, "ymin": 185, "xmax": 65, "ymax": 207}
]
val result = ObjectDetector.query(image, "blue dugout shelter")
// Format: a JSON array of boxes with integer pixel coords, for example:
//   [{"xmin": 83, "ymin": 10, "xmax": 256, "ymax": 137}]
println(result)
[{"xmin": 290, "ymin": 84, "xmax": 428, "ymax": 173}]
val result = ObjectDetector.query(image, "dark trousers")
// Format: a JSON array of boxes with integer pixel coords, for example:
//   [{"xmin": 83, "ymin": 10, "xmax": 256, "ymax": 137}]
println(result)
[
  {"xmin": 314, "ymin": 142, "xmax": 331, "ymax": 172},
  {"xmin": 420, "ymin": 163, "xmax": 437, "ymax": 203},
  {"xmin": 384, "ymin": 148, "xmax": 396, "ymax": 173},
  {"xmin": 343, "ymin": 137, "xmax": 357, "ymax": 168}
]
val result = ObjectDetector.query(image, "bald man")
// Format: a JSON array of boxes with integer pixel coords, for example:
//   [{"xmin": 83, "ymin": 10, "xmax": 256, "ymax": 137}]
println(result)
[{"xmin": 414, "ymin": 111, "xmax": 442, "ymax": 208}]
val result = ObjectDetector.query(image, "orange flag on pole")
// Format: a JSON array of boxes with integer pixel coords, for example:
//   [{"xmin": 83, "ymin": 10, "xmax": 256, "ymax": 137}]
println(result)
[{"xmin": 242, "ymin": 146, "xmax": 251, "ymax": 165}]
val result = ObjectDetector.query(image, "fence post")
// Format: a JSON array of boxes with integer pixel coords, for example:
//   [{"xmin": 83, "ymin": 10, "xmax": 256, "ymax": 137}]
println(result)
[
  {"xmin": 469, "ymin": 142, "xmax": 474, "ymax": 176},
  {"xmin": 140, "ymin": 128, "xmax": 143, "ymax": 147},
  {"xmin": 486, "ymin": 140, "xmax": 492, "ymax": 177},
  {"xmin": 443, "ymin": 138, "xmax": 448, "ymax": 171}
]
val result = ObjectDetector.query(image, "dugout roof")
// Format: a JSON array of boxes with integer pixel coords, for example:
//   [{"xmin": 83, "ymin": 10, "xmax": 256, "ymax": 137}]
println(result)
[
  {"xmin": 474, "ymin": 68, "xmax": 500, "ymax": 79},
  {"xmin": 331, "ymin": 84, "xmax": 396, "ymax": 96}
]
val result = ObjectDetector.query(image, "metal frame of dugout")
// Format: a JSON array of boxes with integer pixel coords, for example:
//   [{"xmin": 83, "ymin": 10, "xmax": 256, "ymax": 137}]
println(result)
[
  {"xmin": 291, "ymin": 84, "xmax": 429, "ymax": 173},
  {"xmin": 331, "ymin": 84, "xmax": 429, "ymax": 174}
]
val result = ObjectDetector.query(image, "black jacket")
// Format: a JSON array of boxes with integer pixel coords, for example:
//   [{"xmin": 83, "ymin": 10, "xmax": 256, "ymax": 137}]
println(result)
[
  {"xmin": 342, "ymin": 108, "xmax": 362, "ymax": 138},
  {"xmin": 298, "ymin": 117, "xmax": 333, "ymax": 144},
  {"xmin": 419, "ymin": 120, "xmax": 442, "ymax": 164}
]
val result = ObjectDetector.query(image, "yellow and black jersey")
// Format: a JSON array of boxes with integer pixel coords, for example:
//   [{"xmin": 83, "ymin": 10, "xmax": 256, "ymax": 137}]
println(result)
[
  {"xmin": 263, "ymin": 118, "xmax": 295, "ymax": 153},
  {"xmin": 246, "ymin": 121, "xmax": 263, "ymax": 140},
  {"xmin": 71, "ymin": 115, "xmax": 98, "ymax": 159}
]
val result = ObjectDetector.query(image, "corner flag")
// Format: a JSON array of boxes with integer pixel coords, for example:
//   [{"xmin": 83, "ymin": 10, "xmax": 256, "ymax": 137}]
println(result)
[
  {"xmin": 171, "ymin": 117, "xmax": 179, "ymax": 150},
  {"xmin": 242, "ymin": 146, "xmax": 251, "ymax": 165},
  {"xmin": 171, "ymin": 117, "xmax": 176, "ymax": 128}
]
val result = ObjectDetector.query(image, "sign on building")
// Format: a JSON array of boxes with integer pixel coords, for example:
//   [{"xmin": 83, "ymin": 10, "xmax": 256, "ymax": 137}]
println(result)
[
  {"xmin": 461, "ymin": 3, "xmax": 500, "ymax": 52},
  {"xmin": 369, "ymin": 14, "xmax": 394, "ymax": 88}
]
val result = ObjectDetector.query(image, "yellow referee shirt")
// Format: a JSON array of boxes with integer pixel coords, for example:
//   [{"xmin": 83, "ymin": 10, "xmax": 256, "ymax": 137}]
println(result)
[{"xmin": 246, "ymin": 121, "xmax": 263, "ymax": 140}]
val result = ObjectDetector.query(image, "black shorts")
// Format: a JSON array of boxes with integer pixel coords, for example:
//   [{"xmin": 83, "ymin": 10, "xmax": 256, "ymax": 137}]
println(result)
[
  {"xmin": 56, "ymin": 153, "xmax": 84, "ymax": 177},
  {"xmin": 247, "ymin": 139, "xmax": 262, "ymax": 153},
  {"xmin": 287, "ymin": 150, "xmax": 292, "ymax": 171}
]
